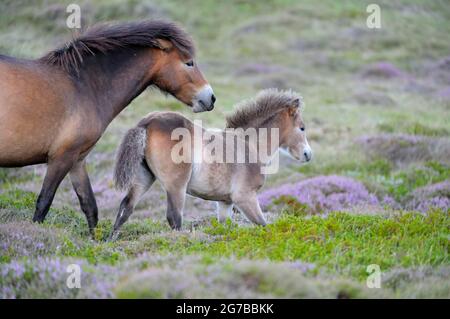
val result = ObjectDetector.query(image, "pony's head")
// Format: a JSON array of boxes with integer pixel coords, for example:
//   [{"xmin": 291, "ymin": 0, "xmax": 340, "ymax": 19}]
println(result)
[
  {"xmin": 151, "ymin": 38, "xmax": 215, "ymax": 112},
  {"xmin": 226, "ymin": 89, "xmax": 312, "ymax": 163},
  {"xmin": 41, "ymin": 20, "xmax": 216, "ymax": 113},
  {"xmin": 278, "ymin": 95, "xmax": 312, "ymax": 163}
]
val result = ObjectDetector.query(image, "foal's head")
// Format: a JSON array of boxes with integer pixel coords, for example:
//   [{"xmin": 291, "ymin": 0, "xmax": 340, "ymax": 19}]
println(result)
[
  {"xmin": 151, "ymin": 38, "xmax": 215, "ymax": 112},
  {"xmin": 277, "ymin": 95, "xmax": 312, "ymax": 163},
  {"xmin": 226, "ymin": 89, "xmax": 312, "ymax": 163}
]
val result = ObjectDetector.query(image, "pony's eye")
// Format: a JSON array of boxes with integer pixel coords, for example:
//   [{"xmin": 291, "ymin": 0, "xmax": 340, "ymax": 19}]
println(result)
[
  {"xmin": 300, "ymin": 127, "xmax": 305, "ymax": 131},
  {"xmin": 185, "ymin": 60, "xmax": 194, "ymax": 67}
]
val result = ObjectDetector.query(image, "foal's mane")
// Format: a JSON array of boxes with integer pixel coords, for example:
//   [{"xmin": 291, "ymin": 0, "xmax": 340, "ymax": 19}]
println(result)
[
  {"xmin": 226, "ymin": 89, "xmax": 303, "ymax": 129},
  {"xmin": 40, "ymin": 20, "xmax": 194, "ymax": 76}
]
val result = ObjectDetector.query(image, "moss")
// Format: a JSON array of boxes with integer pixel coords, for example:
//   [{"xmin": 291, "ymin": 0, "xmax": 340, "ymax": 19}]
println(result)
[
  {"xmin": 173, "ymin": 210, "xmax": 450, "ymax": 280},
  {"xmin": 271, "ymin": 195, "xmax": 311, "ymax": 216},
  {"xmin": 58, "ymin": 239, "xmax": 123, "ymax": 265}
]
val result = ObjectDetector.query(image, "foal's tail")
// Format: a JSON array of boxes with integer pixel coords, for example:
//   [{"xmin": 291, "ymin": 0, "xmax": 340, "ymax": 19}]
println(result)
[{"xmin": 114, "ymin": 126, "xmax": 147, "ymax": 191}]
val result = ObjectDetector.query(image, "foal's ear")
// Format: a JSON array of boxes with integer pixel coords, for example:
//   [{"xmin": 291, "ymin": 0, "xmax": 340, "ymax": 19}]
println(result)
[
  {"xmin": 156, "ymin": 39, "xmax": 174, "ymax": 52},
  {"xmin": 288, "ymin": 98, "xmax": 300, "ymax": 116}
]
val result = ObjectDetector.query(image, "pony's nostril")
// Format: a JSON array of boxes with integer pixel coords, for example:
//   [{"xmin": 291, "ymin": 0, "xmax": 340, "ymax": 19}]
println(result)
[
  {"xmin": 304, "ymin": 151, "xmax": 310, "ymax": 161},
  {"xmin": 211, "ymin": 94, "xmax": 216, "ymax": 105}
]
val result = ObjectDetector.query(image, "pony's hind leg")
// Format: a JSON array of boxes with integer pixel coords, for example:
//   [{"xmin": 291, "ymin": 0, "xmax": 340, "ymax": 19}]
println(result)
[
  {"xmin": 110, "ymin": 163, "xmax": 155, "ymax": 241},
  {"xmin": 69, "ymin": 160, "xmax": 98, "ymax": 234},
  {"xmin": 166, "ymin": 188, "xmax": 186, "ymax": 230},
  {"xmin": 232, "ymin": 192, "xmax": 267, "ymax": 226}
]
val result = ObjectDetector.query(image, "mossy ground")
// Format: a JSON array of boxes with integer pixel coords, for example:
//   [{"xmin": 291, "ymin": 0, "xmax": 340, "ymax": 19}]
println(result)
[{"xmin": 0, "ymin": 189, "xmax": 448, "ymax": 298}]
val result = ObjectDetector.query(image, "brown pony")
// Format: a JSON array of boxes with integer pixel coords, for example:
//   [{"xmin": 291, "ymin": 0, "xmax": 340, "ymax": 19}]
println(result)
[
  {"xmin": 0, "ymin": 20, "xmax": 215, "ymax": 233},
  {"xmin": 111, "ymin": 89, "xmax": 312, "ymax": 239}
]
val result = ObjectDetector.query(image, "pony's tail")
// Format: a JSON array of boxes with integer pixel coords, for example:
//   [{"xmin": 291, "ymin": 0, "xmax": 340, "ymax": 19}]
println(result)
[{"xmin": 114, "ymin": 126, "xmax": 147, "ymax": 191}]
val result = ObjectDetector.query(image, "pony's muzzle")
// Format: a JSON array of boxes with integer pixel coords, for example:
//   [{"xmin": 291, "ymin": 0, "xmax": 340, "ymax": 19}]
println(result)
[
  {"xmin": 193, "ymin": 85, "xmax": 215, "ymax": 112},
  {"xmin": 303, "ymin": 146, "xmax": 312, "ymax": 162}
]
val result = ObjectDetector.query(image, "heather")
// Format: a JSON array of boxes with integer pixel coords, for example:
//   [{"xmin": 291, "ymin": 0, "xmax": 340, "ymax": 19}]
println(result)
[
  {"xmin": 0, "ymin": 211, "xmax": 448, "ymax": 298},
  {"xmin": 0, "ymin": 258, "xmax": 117, "ymax": 298},
  {"xmin": 115, "ymin": 257, "xmax": 386, "ymax": 299},
  {"xmin": 259, "ymin": 166, "xmax": 450, "ymax": 213},
  {"xmin": 406, "ymin": 181, "xmax": 450, "ymax": 212},
  {"xmin": 295, "ymin": 160, "xmax": 450, "ymax": 206},
  {"xmin": 1, "ymin": 0, "xmax": 449, "ymax": 298},
  {"xmin": 357, "ymin": 134, "xmax": 450, "ymax": 166},
  {"xmin": 258, "ymin": 175, "xmax": 381, "ymax": 213}
]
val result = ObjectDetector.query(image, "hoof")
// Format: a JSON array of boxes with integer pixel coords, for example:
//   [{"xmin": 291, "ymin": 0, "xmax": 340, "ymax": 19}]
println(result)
[
  {"xmin": 32, "ymin": 215, "xmax": 44, "ymax": 223},
  {"xmin": 108, "ymin": 230, "xmax": 120, "ymax": 242}
]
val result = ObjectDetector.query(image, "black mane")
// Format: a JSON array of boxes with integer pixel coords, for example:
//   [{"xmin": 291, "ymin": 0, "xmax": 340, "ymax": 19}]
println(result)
[{"xmin": 40, "ymin": 20, "xmax": 194, "ymax": 76}]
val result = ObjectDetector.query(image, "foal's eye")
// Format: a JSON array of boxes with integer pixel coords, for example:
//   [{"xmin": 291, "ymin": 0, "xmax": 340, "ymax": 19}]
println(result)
[
  {"xmin": 300, "ymin": 127, "xmax": 305, "ymax": 131},
  {"xmin": 185, "ymin": 60, "xmax": 194, "ymax": 67}
]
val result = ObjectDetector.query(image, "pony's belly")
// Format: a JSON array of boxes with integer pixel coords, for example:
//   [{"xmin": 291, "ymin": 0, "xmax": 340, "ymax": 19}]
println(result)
[
  {"xmin": 0, "ymin": 146, "xmax": 47, "ymax": 167},
  {"xmin": 0, "ymin": 89, "xmax": 63, "ymax": 166},
  {"xmin": 0, "ymin": 129, "xmax": 48, "ymax": 167},
  {"xmin": 186, "ymin": 162, "xmax": 232, "ymax": 202},
  {"xmin": 0, "ymin": 156, "xmax": 46, "ymax": 167},
  {"xmin": 186, "ymin": 188, "xmax": 231, "ymax": 202}
]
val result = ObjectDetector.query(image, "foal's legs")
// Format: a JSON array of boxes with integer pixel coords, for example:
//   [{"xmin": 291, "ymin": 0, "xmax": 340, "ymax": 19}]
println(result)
[
  {"xmin": 232, "ymin": 192, "xmax": 267, "ymax": 226},
  {"xmin": 32, "ymin": 156, "xmax": 75, "ymax": 223},
  {"xmin": 69, "ymin": 160, "xmax": 98, "ymax": 233},
  {"xmin": 153, "ymin": 163, "xmax": 191, "ymax": 230},
  {"xmin": 166, "ymin": 187, "xmax": 186, "ymax": 230},
  {"xmin": 110, "ymin": 163, "xmax": 155, "ymax": 240},
  {"xmin": 216, "ymin": 201, "xmax": 234, "ymax": 223}
]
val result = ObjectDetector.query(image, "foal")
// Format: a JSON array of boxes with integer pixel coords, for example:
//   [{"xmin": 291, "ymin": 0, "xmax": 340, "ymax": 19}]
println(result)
[{"xmin": 111, "ymin": 89, "xmax": 311, "ymax": 239}]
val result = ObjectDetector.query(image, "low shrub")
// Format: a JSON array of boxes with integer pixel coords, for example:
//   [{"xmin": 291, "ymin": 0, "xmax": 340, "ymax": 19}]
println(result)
[
  {"xmin": 259, "ymin": 175, "xmax": 380, "ymax": 213},
  {"xmin": 357, "ymin": 134, "xmax": 450, "ymax": 166}
]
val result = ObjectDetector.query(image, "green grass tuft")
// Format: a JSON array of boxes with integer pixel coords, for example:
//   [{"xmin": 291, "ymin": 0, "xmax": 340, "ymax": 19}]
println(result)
[{"xmin": 181, "ymin": 211, "xmax": 449, "ymax": 279}]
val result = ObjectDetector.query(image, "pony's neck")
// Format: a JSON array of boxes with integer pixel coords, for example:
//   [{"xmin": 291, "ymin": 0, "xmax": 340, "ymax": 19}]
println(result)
[
  {"xmin": 245, "ymin": 121, "xmax": 283, "ymax": 166},
  {"xmin": 77, "ymin": 48, "xmax": 155, "ymax": 125}
]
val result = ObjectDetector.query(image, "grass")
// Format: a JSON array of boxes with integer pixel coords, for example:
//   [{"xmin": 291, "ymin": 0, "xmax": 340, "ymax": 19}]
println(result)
[
  {"xmin": 1, "ymin": 189, "xmax": 448, "ymax": 281},
  {"xmin": 184, "ymin": 212, "xmax": 449, "ymax": 279},
  {"xmin": 377, "ymin": 122, "xmax": 450, "ymax": 137}
]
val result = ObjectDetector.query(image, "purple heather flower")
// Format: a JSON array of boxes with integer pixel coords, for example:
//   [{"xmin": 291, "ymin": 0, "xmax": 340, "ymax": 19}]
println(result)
[
  {"xmin": 258, "ymin": 175, "xmax": 385, "ymax": 213},
  {"xmin": 407, "ymin": 181, "xmax": 450, "ymax": 212}
]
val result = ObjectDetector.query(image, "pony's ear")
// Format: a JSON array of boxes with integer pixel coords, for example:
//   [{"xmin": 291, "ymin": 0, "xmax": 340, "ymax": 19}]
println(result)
[
  {"xmin": 156, "ymin": 39, "xmax": 173, "ymax": 52},
  {"xmin": 288, "ymin": 106, "xmax": 297, "ymax": 116},
  {"xmin": 288, "ymin": 98, "xmax": 300, "ymax": 116}
]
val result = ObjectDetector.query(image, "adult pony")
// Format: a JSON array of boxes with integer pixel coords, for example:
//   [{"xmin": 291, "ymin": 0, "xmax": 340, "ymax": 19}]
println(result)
[{"xmin": 0, "ymin": 20, "xmax": 215, "ymax": 233}]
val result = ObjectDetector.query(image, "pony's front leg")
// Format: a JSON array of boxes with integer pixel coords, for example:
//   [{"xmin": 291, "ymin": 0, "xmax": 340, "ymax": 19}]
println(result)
[
  {"xmin": 216, "ymin": 201, "xmax": 234, "ymax": 223},
  {"xmin": 69, "ymin": 160, "xmax": 98, "ymax": 233},
  {"xmin": 232, "ymin": 192, "xmax": 267, "ymax": 226},
  {"xmin": 32, "ymin": 155, "xmax": 76, "ymax": 224}
]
